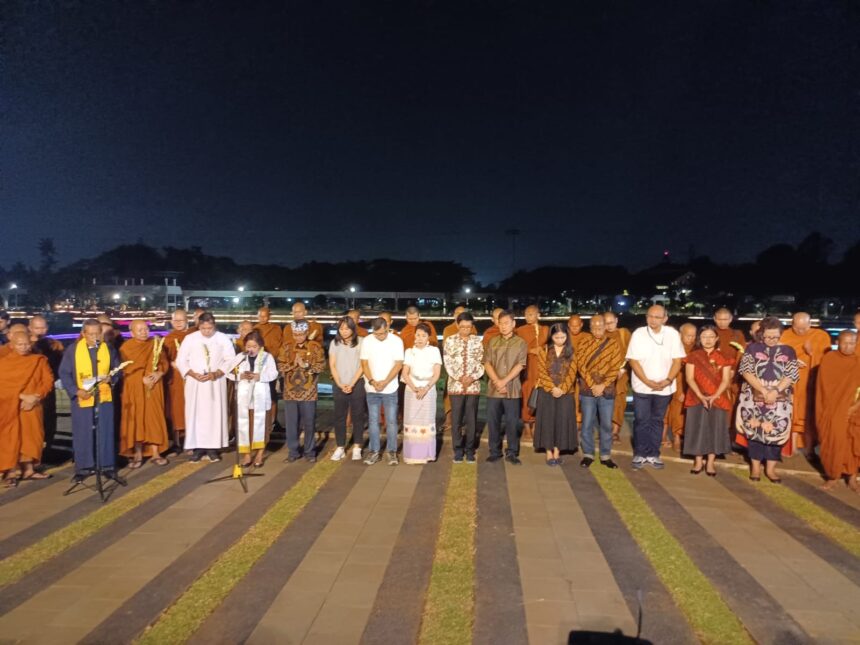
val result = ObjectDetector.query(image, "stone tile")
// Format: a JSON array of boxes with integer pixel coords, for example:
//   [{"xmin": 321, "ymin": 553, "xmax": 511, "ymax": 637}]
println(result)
[{"xmin": 522, "ymin": 599, "xmax": 579, "ymax": 626}]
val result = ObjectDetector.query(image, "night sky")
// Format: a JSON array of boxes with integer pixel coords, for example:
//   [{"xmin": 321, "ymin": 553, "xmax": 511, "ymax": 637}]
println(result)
[{"xmin": 2, "ymin": 1, "xmax": 858, "ymax": 283}]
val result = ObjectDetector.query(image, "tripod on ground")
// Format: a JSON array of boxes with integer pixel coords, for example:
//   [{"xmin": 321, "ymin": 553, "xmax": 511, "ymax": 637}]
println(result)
[
  {"xmin": 206, "ymin": 405, "xmax": 264, "ymax": 494},
  {"xmin": 64, "ymin": 382, "xmax": 127, "ymax": 502}
]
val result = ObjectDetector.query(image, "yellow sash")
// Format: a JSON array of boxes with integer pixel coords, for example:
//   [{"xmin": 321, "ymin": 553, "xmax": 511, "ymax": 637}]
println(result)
[{"xmin": 74, "ymin": 339, "xmax": 112, "ymax": 407}]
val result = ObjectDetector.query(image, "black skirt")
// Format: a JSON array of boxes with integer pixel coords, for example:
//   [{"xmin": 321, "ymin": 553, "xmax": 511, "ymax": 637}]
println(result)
[
  {"xmin": 683, "ymin": 405, "xmax": 732, "ymax": 456},
  {"xmin": 534, "ymin": 389, "xmax": 578, "ymax": 452}
]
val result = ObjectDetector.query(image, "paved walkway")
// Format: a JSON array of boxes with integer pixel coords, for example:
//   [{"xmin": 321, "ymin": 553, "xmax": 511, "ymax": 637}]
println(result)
[{"xmin": 0, "ymin": 409, "xmax": 857, "ymax": 644}]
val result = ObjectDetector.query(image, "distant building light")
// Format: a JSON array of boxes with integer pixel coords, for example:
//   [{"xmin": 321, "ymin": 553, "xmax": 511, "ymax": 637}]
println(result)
[
  {"xmin": 9, "ymin": 283, "xmax": 17, "ymax": 289},
  {"xmin": 233, "ymin": 297, "xmax": 240, "ymax": 303},
  {"xmin": 618, "ymin": 300, "xmax": 626, "ymax": 306},
  {"xmin": 112, "ymin": 293, "xmax": 120, "ymax": 300},
  {"xmin": 238, "ymin": 286, "xmax": 245, "ymax": 292},
  {"xmin": 349, "ymin": 286, "xmax": 357, "ymax": 293},
  {"xmin": 140, "ymin": 297, "xmax": 146, "ymax": 302}
]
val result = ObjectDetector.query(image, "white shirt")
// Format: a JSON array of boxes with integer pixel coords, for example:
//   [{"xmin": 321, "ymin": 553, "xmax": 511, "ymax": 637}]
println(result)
[
  {"xmin": 625, "ymin": 325, "xmax": 685, "ymax": 395},
  {"xmin": 403, "ymin": 345, "xmax": 442, "ymax": 387},
  {"xmin": 359, "ymin": 332, "xmax": 405, "ymax": 394}
]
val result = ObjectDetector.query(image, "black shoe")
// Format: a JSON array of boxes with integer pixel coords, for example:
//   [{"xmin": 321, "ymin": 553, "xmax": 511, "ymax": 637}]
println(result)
[
  {"xmin": 580, "ymin": 457, "xmax": 594, "ymax": 469},
  {"xmin": 285, "ymin": 454, "xmax": 299, "ymax": 463},
  {"xmin": 72, "ymin": 472, "xmax": 90, "ymax": 483},
  {"xmin": 189, "ymin": 451, "xmax": 203, "ymax": 463},
  {"xmin": 207, "ymin": 451, "xmax": 221, "ymax": 463},
  {"xmin": 600, "ymin": 458, "xmax": 619, "ymax": 469},
  {"xmin": 486, "ymin": 455, "xmax": 503, "ymax": 463},
  {"xmin": 103, "ymin": 470, "xmax": 127, "ymax": 486},
  {"xmin": 306, "ymin": 455, "xmax": 317, "ymax": 463},
  {"xmin": 505, "ymin": 455, "xmax": 522, "ymax": 465}
]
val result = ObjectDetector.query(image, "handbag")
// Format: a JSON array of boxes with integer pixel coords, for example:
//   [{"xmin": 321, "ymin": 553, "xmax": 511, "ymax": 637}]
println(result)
[{"xmin": 527, "ymin": 387, "xmax": 540, "ymax": 411}]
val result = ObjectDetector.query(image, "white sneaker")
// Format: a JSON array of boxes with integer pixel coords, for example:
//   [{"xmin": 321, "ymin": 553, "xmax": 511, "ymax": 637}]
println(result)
[
  {"xmin": 331, "ymin": 447, "xmax": 346, "ymax": 462},
  {"xmin": 351, "ymin": 445, "xmax": 363, "ymax": 461}
]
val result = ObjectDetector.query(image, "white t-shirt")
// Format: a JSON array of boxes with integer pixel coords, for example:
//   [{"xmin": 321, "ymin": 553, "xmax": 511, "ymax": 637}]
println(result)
[
  {"xmin": 403, "ymin": 345, "xmax": 442, "ymax": 387},
  {"xmin": 359, "ymin": 332, "xmax": 405, "ymax": 394},
  {"xmin": 625, "ymin": 325, "xmax": 686, "ymax": 395}
]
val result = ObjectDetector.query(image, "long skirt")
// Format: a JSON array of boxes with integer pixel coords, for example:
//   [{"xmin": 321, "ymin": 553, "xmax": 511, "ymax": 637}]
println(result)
[
  {"xmin": 403, "ymin": 388, "xmax": 437, "ymax": 464},
  {"xmin": 683, "ymin": 405, "xmax": 732, "ymax": 456},
  {"xmin": 534, "ymin": 389, "xmax": 577, "ymax": 452}
]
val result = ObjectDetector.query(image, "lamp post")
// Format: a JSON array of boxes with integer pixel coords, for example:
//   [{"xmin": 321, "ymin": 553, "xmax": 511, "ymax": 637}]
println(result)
[{"xmin": 10, "ymin": 283, "xmax": 18, "ymax": 309}]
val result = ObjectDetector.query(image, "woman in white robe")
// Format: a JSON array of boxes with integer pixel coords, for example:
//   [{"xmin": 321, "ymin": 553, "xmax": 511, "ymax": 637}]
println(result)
[{"xmin": 226, "ymin": 330, "xmax": 278, "ymax": 467}]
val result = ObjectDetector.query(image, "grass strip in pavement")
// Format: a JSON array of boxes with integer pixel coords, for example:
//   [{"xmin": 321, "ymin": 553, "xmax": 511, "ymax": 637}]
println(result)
[
  {"xmin": 135, "ymin": 458, "xmax": 339, "ymax": 645},
  {"xmin": 0, "ymin": 461, "xmax": 202, "ymax": 588},
  {"xmin": 728, "ymin": 468, "xmax": 860, "ymax": 557},
  {"xmin": 418, "ymin": 463, "xmax": 477, "ymax": 645},
  {"xmin": 591, "ymin": 466, "xmax": 753, "ymax": 645}
]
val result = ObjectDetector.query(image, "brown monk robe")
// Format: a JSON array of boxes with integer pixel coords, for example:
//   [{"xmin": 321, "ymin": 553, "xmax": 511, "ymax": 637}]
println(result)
[
  {"xmin": 664, "ymin": 323, "xmax": 697, "ymax": 451},
  {"xmin": 163, "ymin": 309, "xmax": 194, "ymax": 451},
  {"xmin": 120, "ymin": 321, "xmax": 170, "ymax": 466},
  {"xmin": 482, "ymin": 308, "xmax": 504, "ymax": 349},
  {"xmin": 282, "ymin": 302, "xmax": 324, "ymax": 346},
  {"xmin": 0, "ymin": 332, "xmax": 54, "ymax": 484},
  {"xmin": 780, "ymin": 312, "xmax": 832, "ymax": 453},
  {"xmin": 816, "ymin": 331, "xmax": 860, "ymax": 492},
  {"xmin": 603, "ymin": 312, "xmax": 632, "ymax": 443},
  {"xmin": 713, "ymin": 308, "xmax": 747, "ymax": 440},
  {"xmin": 348, "ymin": 310, "xmax": 369, "ymax": 337},
  {"xmin": 28, "ymin": 315, "xmax": 64, "ymax": 451},
  {"xmin": 516, "ymin": 305, "xmax": 549, "ymax": 431},
  {"xmin": 254, "ymin": 307, "xmax": 283, "ymax": 354},
  {"xmin": 567, "ymin": 314, "xmax": 594, "ymax": 424},
  {"xmin": 400, "ymin": 306, "xmax": 439, "ymax": 349}
]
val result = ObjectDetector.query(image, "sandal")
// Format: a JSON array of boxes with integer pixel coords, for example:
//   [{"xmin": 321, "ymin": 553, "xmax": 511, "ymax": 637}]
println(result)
[
  {"xmin": 21, "ymin": 472, "xmax": 52, "ymax": 480},
  {"xmin": 151, "ymin": 457, "xmax": 169, "ymax": 467},
  {"xmin": 129, "ymin": 460, "xmax": 143, "ymax": 469},
  {"xmin": 253, "ymin": 461, "xmax": 264, "ymax": 468},
  {"xmin": 4, "ymin": 477, "xmax": 18, "ymax": 488}
]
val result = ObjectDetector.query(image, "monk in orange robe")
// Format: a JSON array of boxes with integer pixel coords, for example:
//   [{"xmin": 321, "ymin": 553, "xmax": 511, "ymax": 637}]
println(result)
[
  {"xmin": 254, "ymin": 307, "xmax": 282, "ymax": 355},
  {"xmin": 0, "ymin": 332, "xmax": 54, "ymax": 485},
  {"xmin": 604, "ymin": 312, "xmax": 632, "ymax": 444},
  {"xmin": 714, "ymin": 309, "xmax": 746, "ymax": 440},
  {"xmin": 516, "ymin": 305, "xmax": 549, "ymax": 433},
  {"xmin": 348, "ymin": 310, "xmax": 369, "ymax": 337},
  {"xmin": 400, "ymin": 306, "xmax": 439, "ymax": 349},
  {"xmin": 28, "ymin": 315, "xmax": 64, "ymax": 451},
  {"xmin": 663, "ymin": 323, "xmax": 696, "ymax": 451},
  {"xmin": 120, "ymin": 321, "xmax": 169, "ymax": 466},
  {"xmin": 816, "ymin": 331, "xmax": 859, "ymax": 491},
  {"xmin": 482, "ymin": 308, "xmax": 504, "ymax": 349},
  {"xmin": 281, "ymin": 301, "xmax": 324, "ymax": 347},
  {"xmin": 780, "ymin": 312, "xmax": 832, "ymax": 453},
  {"xmin": 163, "ymin": 308, "xmax": 194, "ymax": 451}
]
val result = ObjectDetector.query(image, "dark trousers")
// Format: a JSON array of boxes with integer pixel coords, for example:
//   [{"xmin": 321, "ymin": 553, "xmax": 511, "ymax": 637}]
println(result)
[
  {"xmin": 333, "ymin": 380, "xmax": 367, "ymax": 447},
  {"xmin": 450, "ymin": 394, "xmax": 479, "ymax": 459},
  {"xmin": 632, "ymin": 393, "xmax": 672, "ymax": 458},
  {"xmin": 284, "ymin": 400, "xmax": 317, "ymax": 458},
  {"xmin": 487, "ymin": 397, "xmax": 521, "ymax": 458},
  {"xmin": 71, "ymin": 401, "xmax": 116, "ymax": 473}
]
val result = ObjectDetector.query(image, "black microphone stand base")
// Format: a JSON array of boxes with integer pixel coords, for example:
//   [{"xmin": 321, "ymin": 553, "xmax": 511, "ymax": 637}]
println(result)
[{"xmin": 206, "ymin": 462, "xmax": 264, "ymax": 494}]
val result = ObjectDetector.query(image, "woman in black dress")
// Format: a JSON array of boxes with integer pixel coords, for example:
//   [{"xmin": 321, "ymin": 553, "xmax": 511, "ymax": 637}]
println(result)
[{"xmin": 533, "ymin": 323, "xmax": 578, "ymax": 466}]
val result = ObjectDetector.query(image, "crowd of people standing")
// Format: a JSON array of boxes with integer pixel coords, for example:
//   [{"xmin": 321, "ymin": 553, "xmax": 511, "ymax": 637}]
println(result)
[{"xmin": 0, "ymin": 303, "xmax": 858, "ymax": 493}]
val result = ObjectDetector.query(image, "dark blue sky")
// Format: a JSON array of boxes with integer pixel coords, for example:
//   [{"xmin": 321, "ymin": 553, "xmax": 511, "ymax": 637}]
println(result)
[{"xmin": 2, "ymin": 1, "xmax": 858, "ymax": 283}]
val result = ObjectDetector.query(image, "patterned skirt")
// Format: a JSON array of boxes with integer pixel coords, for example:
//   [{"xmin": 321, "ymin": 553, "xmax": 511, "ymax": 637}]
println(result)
[{"xmin": 403, "ymin": 388, "xmax": 437, "ymax": 464}]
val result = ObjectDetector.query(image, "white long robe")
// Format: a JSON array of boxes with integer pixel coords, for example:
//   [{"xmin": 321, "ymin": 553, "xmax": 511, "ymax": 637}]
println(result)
[
  {"xmin": 226, "ymin": 350, "xmax": 278, "ymax": 452},
  {"xmin": 177, "ymin": 330, "xmax": 236, "ymax": 449}
]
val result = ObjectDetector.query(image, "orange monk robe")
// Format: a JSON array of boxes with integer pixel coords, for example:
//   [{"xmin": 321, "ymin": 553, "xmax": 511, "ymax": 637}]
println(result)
[
  {"xmin": 0, "ymin": 353, "xmax": 53, "ymax": 470},
  {"xmin": 163, "ymin": 328, "xmax": 193, "ymax": 433},
  {"xmin": 482, "ymin": 325, "xmax": 501, "ymax": 349},
  {"xmin": 664, "ymin": 342, "xmax": 695, "ymax": 439},
  {"xmin": 0, "ymin": 345, "xmax": 11, "ymax": 360},
  {"xmin": 815, "ymin": 351, "xmax": 860, "ymax": 481},
  {"xmin": 119, "ymin": 338, "xmax": 170, "ymax": 457},
  {"xmin": 400, "ymin": 320, "xmax": 439, "ymax": 350},
  {"xmin": 780, "ymin": 327, "xmax": 832, "ymax": 448},
  {"xmin": 607, "ymin": 328, "xmax": 632, "ymax": 427},
  {"xmin": 515, "ymin": 324, "xmax": 549, "ymax": 422},
  {"xmin": 716, "ymin": 328, "xmax": 747, "ymax": 434},
  {"xmin": 254, "ymin": 322, "xmax": 283, "ymax": 356},
  {"xmin": 282, "ymin": 320, "xmax": 325, "ymax": 347}
]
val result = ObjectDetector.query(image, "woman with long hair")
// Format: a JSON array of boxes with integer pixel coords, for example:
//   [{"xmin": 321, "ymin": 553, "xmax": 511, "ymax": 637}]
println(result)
[{"xmin": 533, "ymin": 323, "xmax": 578, "ymax": 466}]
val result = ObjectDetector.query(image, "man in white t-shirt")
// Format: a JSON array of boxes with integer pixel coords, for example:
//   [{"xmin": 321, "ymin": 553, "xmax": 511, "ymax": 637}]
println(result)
[
  {"xmin": 625, "ymin": 305, "xmax": 685, "ymax": 470},
  {"xmin": 360, "ymin": 317, "xmax": 405, "ymax": 465}
]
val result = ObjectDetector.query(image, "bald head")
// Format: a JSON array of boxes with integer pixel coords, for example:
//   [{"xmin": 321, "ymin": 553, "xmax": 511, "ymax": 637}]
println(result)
[
  {"xmin": 680, "ymin": 323, "xmax": 697, "ymax": 349},
  {"xmin": 589, "ymin": 315, "xmax": 605, "ymax": 338},
  {"xmin": 524, "ymin": 305, "xmax": 539, "ymax": 325},
  {"xmin": 792, "ymin": 312, "xmax": 811, "ymax": 335},
  {"xmin": 291, "ymin": 302, "xmax": 307, "ymax": 319},
  {"xmin": 853, "ymin": 311, "xmax": 860, "ymax": 331},
  {"xmin": 837, "ymin": 330, "xmax": 857, "ymax": 356},
  {"xmin": 602, "ymin": 311, "xmax": 619, "ymax": 333},
  {"xmin": 171, "ymin": 309, "xmax": 188, "ymax": 332},
  {"xmin": 713, "ymin": 308, "xmax": 733, "ymax": 330},
  {"xmin": 237, "ymin": 320, "xmax": 254, "ymax": 339},
  {"xmin": 96, "ymin": 314, "xmax": 112, "ymax": 325},
  {"xmin": 257, "ymin": 307, "xmax": 271, "ymax": 324},
  {"xmin": 9, "ymin": 331, "xmax": 32, "ymax": 356},
  {"xmin": 347, "ymin": 309, "xmax": 361, "ymax": 324},
  {"xmin": 567, "ymin": 314, "xmax": 584, "ymax": 335},
  {"xmin": 491, "ymin": 307, "xmax": 504, "ymax": 325},
  {"xmin": 451, "ymin": 306, "xmax": 466, "ymax": 321},
  {"xmin": 379, "ymin": 311, "xmax": 393, "ymax": 328},
  {"xmin": 130, "ymin": 319, "xmax": 150, "ymax": 341},
  {"xmin": 646, "ymin": 305, "xmax": 668, "ymax": 331},
  {"xmin": 28, "ymin": 315, "xmax": 49, "ymax": 339},
  {"xmin": 7, "ymin": 323, "xmax": 27, "ymax": 336}
]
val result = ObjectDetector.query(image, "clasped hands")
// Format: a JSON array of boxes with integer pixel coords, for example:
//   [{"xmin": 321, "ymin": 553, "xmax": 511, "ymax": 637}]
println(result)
[
  {"xmin": 188, "ymin": 370, "xmax": 224, "ymax": 382},
  {"xmin": 239, "ymin": 371, "xmax": 260, "ymax": 382}
]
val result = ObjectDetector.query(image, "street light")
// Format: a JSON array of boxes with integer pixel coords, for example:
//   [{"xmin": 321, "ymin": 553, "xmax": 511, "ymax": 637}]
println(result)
[
  {"xmin": 238, "ymin": 285, "xmax": 245, "ymax": 292},
  {"xmin": 233, "ymin": 297, "xmax": 240, "ymax": 304},
  {"xmin": 464, "ymin": 286, "xmax": 472, "ymax": 294},
  {"xmin": 112, "ymin": 293, "xmax": 120, "ymax": 301},
  {"xmin": 349, "ymin": 286, "xmax": 356, "ymax": 293},
  {"xmin": 9, "ymin": 283, "xmax": 17, "ymax": 308}
]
